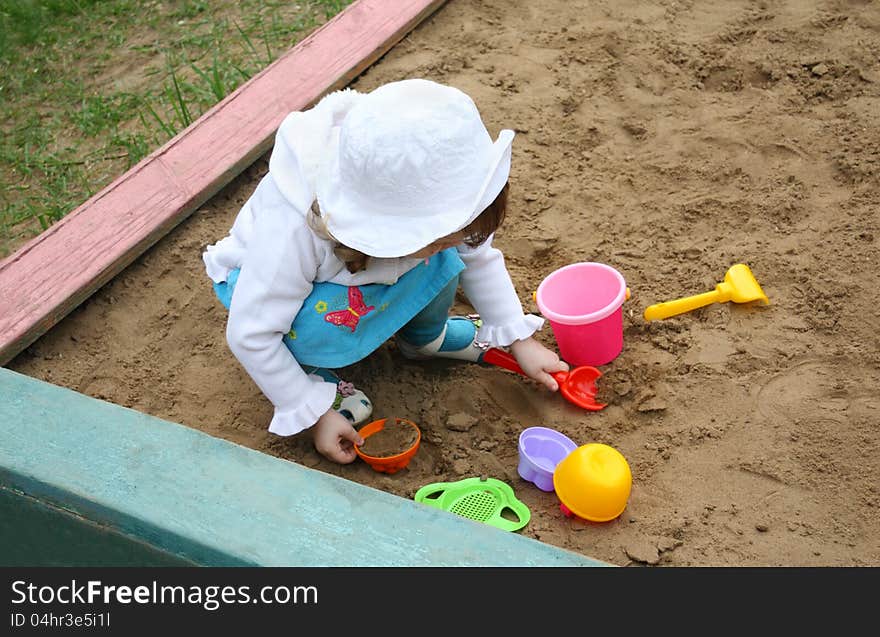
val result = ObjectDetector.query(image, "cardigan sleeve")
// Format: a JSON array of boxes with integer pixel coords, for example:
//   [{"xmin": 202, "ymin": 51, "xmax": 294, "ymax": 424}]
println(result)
[
  {"xmin": 224, "ymin": 178, "xmax": 337, "ymax": 436},
  {"xmin": 456, "ymin": 234, "xmax": 544, "ymax": 347}
]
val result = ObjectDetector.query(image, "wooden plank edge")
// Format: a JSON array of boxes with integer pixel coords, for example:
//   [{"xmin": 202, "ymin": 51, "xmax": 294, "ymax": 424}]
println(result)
[
  {"xmin": 0, "ymin": 367, "xmax": 609, "ymax": 566},
  {"xmin": 0, "ymin": 486, "xmax": 201, "ymax": 566},
  {"xmin": 0, "ymin": 0, "xmax": 449, "ymax": 366},
  {"xmin": 0, "ymin": 484, "xmax": 231, "ymax": 566}
]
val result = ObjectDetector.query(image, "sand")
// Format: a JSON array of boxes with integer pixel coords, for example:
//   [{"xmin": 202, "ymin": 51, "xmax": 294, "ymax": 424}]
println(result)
[{"xmin": 10, "ymin": 0, "xmax": 880, "ymax": 566}]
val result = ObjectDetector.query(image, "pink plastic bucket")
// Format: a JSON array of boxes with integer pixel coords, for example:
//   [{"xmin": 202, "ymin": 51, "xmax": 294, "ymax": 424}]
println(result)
[{"xmin": 536, "ymin": 262, "xmax": 627, "ymax": 367}]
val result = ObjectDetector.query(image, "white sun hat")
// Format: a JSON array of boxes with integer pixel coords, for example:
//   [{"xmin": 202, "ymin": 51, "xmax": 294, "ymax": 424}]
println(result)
[{"xmin": 315, "ymin": 78, "xmax": 515, "ymax": 258}]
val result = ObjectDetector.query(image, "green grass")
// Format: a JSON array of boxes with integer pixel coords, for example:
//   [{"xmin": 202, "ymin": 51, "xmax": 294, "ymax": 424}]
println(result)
[{"xmin": 0, "ymin": 0, "xmax": 354, "ymax": 256}]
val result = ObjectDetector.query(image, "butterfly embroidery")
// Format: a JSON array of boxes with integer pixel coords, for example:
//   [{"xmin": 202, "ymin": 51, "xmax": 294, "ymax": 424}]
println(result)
[{"xmin": 324, "ymin": 286, "xmax": 375, "ymax": 332}]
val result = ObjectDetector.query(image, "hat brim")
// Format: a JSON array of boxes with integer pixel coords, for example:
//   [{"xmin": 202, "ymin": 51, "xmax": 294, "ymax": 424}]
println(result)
[{"xmin": 319, "ymin": 129, "xmax": 515, "ymax": 259}]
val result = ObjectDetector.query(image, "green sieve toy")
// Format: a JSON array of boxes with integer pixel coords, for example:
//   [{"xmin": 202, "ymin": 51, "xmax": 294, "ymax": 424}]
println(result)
[{"xmin": 413, "ymin": 476, "xmax": 531, "ymax": 532}]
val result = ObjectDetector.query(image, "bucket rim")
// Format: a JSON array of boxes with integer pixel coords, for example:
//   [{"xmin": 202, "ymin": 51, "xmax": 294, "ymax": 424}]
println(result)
[
  {"xmin": 518, "ymin": 426, "xmax": 578, "ymax": 456},
  {"xmin": 536, "ymin": 262, "xmax": 627, "ymax": 326}
]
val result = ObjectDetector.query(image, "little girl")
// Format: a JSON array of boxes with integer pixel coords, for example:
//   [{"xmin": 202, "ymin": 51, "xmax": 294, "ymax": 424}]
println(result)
[{"xmin": 203, "ymin": 78, "xmax": 568, "ymax": 464}]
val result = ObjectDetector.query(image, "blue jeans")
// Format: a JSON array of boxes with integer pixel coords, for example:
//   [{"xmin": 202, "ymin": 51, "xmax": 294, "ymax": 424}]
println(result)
[{"xmin": 396, "ymin": 275, "xmax": 459, "ymax": 347}]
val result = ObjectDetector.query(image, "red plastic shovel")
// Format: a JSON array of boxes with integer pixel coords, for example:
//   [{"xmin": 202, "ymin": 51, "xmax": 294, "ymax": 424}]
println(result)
[{"xmin": 482, "ymin": 348, "xmax": 607, "ymax": 411}]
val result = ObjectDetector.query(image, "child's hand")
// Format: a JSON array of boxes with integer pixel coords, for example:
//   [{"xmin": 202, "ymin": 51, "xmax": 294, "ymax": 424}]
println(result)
[
  {"xmin": 313, "ymin": 410, "xmax": 365, "ymax": 464},
  {"xmin": 508, "ymin": 337, "xmax": 569, "ymax": 392}
]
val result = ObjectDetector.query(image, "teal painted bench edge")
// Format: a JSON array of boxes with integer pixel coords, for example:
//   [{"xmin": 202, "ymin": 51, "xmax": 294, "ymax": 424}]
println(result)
[
  {"xmin": 0, "ymin": 486, "xmax": 197, "ymax": 566},
  {"xmin": 0, "ymin": 368, "xmax": 609, "ymax": 567}
]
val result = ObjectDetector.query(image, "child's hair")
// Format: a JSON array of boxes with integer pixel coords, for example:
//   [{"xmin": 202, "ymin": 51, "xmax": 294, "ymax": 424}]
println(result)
[{"xmin": 309, "ymin": 182, "xmax": 509, "ymax": 273}]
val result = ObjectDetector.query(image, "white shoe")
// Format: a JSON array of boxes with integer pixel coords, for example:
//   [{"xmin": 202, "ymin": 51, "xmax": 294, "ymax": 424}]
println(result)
[
  {"xmin": 307, "ymin": 367, "xmax": 373, "ymax": 425},
  {"xmin": 333, "ymin": 381, "xmax": 373, "ymax": 425}
]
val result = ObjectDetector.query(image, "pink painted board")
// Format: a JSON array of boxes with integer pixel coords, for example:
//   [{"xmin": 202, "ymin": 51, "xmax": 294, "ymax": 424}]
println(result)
[{"xmin": 0, "ymin": 0, "xmax": 448, "ymax": 365}]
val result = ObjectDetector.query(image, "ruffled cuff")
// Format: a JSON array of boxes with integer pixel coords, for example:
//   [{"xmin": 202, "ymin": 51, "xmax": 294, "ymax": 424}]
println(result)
[
  {"xmin": 203, "ymin": 235, "xmax": 246, "ymax": 284},
  {"xmin": 267, "ymin": 376, "xmax": 338, "ymax": 437},
  {"xmin": 203, "ymin": 250, "xmax": 229, "ymax": 284},
  {"xmin": 476, "ymin": 313, "xmax": 545, "ymax": 348}
]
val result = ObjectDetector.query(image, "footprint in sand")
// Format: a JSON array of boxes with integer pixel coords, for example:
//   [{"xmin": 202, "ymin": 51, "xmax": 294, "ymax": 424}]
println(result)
[{"xmin": 756, "ymin": 359, "xmax": 878, "ymax": 424}]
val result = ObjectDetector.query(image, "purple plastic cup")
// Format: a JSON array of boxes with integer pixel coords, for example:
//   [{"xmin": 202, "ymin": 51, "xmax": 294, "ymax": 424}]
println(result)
[{"xmin": 517, "ymin": 426, "xmax": 578, "ymax": 492}]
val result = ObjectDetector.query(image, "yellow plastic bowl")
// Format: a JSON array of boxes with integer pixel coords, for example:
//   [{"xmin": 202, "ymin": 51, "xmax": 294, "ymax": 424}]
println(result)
[{"xmin": 553, "ymin": 443, "xmax": 632, "ymax": 522}]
